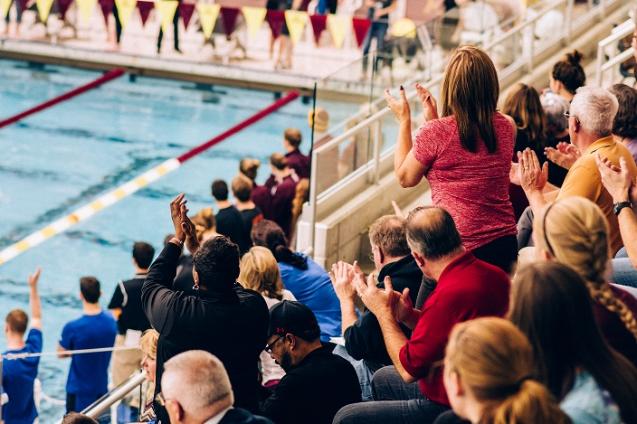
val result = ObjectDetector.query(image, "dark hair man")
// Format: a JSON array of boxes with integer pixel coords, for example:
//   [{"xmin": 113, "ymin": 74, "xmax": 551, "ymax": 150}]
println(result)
[
  {"xmin": 108, "ymin": 241, "xmax": 155, "ymax": 421},
  {"xmin": 57, "ymin": 276, "xmax": 117, "ymax": 415},
  {"xmin": 264, "ymin": 154, "xmax": 299, "ymax": 237},
  {"xmin": 2, "ymin": 268, "xmax": 43, "ymax": 424},
  {"xmin": 333, "ymin": 207, "xmax": 511, "ymax": 424},
  {"xmin": 142, "ymin": 194, "xmax": 269, "ymax": 422},
  {"xmin": 261, "ymin": 301, "xmax": 361, "ymax": 424},
  {"xmin": 282, "ymin": 128, "xmax": 310, "ymax": 179},
  {"xmin": 212, "ymin": 179, "xmax": 251, "ymax": 254}
]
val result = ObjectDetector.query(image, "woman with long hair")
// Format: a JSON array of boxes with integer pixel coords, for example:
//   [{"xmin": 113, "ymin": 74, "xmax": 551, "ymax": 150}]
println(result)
[
  {"xmin": 441, "ymin": 317, "xmax": 569, "ymax": 424},
  {"xmin": 510, "ymin": 262, "xmax": 637, "ymax": 423},
  {"xmin": 251, "ymin": 219, "xmax": 341, "ymax": 341},
  {"xmin": 387, "ymin": 45, "xmax": 517, "ymax": 273},
  {"xmin": 239, "ymin": 246, "xmax": 295, "ymax": 386},
  {"xmin": 532, "ymin": 196, "xmax": 637, "ymax": 364}
]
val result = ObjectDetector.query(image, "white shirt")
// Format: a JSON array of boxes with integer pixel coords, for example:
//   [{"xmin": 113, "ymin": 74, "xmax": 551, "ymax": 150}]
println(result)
[{"xmin": 204, "ymin": 406, "xmax": 233, "ymax": 424}]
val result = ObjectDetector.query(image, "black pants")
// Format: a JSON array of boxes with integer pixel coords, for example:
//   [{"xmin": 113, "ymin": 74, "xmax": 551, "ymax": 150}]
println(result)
[
  {"xmin": 113, "ymin": 4, "xmax": 122, "ymax": 44},
  {"xmin": 157, "ymin": 4, "xmax": 180, "ymax": 52},
  {"xmin": 472, "ymin": 235, "xmax": 518, "ymax": 274}
]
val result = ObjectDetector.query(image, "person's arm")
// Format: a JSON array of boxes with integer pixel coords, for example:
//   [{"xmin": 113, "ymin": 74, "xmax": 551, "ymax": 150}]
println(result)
[
  {"xmin": 517, "ymin": 148, "xmax": 550, "ymax": 214},
  {"xmin": 107, "ymin": 283, "xmax": 124, "ymax": 321},
  {"xmin": 330, "ymin": 261, "xmax": 359, "ymax": 335},
  {"xmin": 27, "ymin": 268, "xmax": 42, "ymax": 330},
  {"xmin": 57, "ymin": 324, "xmax": 72, "ymax": 359},
  {"xmin": 376, "ymin": 314, "xmax": 415, "ymax": 382}
]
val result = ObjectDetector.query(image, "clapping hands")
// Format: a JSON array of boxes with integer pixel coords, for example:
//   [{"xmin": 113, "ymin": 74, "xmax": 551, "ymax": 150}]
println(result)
[
  {"xmin": 170, "ymin": 194, "xmax": 200, "ymax": 254},
  {"xmin": 545, "ymin": 142, "xmax": 581, "ymax": 170}
]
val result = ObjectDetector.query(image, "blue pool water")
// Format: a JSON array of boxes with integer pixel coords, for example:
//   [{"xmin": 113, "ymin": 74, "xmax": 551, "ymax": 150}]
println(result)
[{"xmin": 0, "ymin": 59, "xmax": 357, "ymax": 421}]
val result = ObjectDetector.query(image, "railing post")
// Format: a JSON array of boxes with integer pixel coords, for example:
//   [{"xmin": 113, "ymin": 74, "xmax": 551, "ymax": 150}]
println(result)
[
  {"xmin": 595, "ymin": 41, "xmax": 604, "ymax": 87},
  {"xmin": 373, "ymin": 119, "xmax": 382, "ymax": 184},
  {"xmin": 309, "ymin": 148, "xmax": 319, "ymax": 259},
  {"xmin": 564, "ymin": 0, "xmax": 574, "ymax": 44}
]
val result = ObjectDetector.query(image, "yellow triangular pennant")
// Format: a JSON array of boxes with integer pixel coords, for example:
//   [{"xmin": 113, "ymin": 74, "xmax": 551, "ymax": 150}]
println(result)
[
  {"xmin": 284, "ymin": 10, "xmax": 307, "ymax": 45},
  {"xmin": 155, "ymin": 0, "xmax": 178, "ymax": 33},
  {"xmin": 114, "ymin": 0, "xmax": 136, "ymax": 29},
  {"xmin": 327, "ymin": 14, "xmax": 348, "ymax": 49},
  {"xmin": 76, "ymin": 0, "xmax": 97, "ymax": 25},
  {"xmin": 36, "ymin": 0, "xmax": 54, "ymax": 22},
  {"xmin": 241, "ymin": 6, "xmax": 266, "ymax": 38},
  {"xmin": 1, "ymin": 0, "xmax": 11, "ymax": 19},
  {"xmin": 195, "ymin": 2, "xmax": 219, "ymax": 39}
]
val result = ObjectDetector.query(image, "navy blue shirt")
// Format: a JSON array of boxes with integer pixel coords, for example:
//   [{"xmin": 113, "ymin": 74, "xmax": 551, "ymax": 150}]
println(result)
[
  {"xmin": 59, "ymin": 311, "xmax": 117, "ymax": 409},
  {"xmin": 1, "ymin": 329, "xmax": 42, "ymax": 424}
]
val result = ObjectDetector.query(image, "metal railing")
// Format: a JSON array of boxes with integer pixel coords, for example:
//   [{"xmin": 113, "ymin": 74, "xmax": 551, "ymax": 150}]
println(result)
[
  {"xmin": 305, "ymin": 0, "xmax": 626, "ymax": 256},
  {"xmin": 595, "ymin": 18, "xmax": 635, "ymax": 86}
]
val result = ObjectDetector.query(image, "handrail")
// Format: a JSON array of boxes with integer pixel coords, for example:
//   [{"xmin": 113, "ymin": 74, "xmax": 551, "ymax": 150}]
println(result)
[{"xmin": 595, "ymin": 18, "xmax": 635, "ymax": 86}]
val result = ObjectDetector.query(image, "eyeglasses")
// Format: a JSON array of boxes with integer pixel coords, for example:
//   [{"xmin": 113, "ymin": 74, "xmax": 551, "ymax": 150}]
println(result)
[
  {"xmin": 264, "ymin": 335, "xmax": 285, "ymax": 353},
  {"xmin": 563, "ymin": 111, "xmax": 571, "ymax": 118}
]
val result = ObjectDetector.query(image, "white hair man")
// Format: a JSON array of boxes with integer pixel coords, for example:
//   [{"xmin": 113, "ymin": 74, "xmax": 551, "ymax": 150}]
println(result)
[
  {"xmin": 159, "ymin": 350, "xmax": 273, "ymax": 424},
  {"xmin": 514, "ymin": 86, "xmax": 637, "ymax": 254}
]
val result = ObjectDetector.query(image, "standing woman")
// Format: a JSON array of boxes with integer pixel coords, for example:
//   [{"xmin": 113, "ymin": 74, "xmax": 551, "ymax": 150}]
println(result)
[
  {"xmin": 361, "ymin": 0, "xmax": 397, "ymax": 76},
  {"xmin": 387, "ymin": 45, "xmax": 518, "ymax": 273}
]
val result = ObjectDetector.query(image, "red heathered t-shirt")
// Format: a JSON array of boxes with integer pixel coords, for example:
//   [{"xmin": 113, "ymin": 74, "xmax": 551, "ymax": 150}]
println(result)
[
  {"xmin": 412, "ymin": 113, "xmax": 517, "ymax": 251},
  {"xmin": 398, "ymin": 252, "xmax": 511, "ymax": 406}
]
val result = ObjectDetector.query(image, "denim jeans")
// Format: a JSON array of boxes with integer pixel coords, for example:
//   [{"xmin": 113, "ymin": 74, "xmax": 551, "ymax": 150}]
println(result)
[
  {"xmin": 516, "ymin": 207, "xmax": 535, "ymax": 250},
  {"xmin": 117, "ymin": 402, "xmax": 139, "ymax": 424},
  {"xmin": 611, "ymin": 256, "xmax": 637, "ymax": 288},
  {"xmin": 361, "ymin": 22, "xmax": 389, "ymax": 73},
  {"xmin": 332, "ymin": 366, "xmax": 449, "ymax": 424},
  {"xmin": 333, "ymin": 345, "xmax": 382, "ymax": 401}
]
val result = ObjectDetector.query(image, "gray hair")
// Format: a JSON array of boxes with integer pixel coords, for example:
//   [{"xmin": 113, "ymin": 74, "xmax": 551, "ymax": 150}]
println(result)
[
  {"xmin": 569, "ymin": 86, "xmax": 619, "ymax": 136},
  {"xmin": 541, "ymin": 92, "xmax": 570, "ymax": 133},
  {"xmin": 161, "ymin": 350, "xmax": 233, "ymax": 414}
]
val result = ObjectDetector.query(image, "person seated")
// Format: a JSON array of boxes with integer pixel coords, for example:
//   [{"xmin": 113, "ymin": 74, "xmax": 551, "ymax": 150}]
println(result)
[
  {"xmin": 264, "ymin": 154, "xmax": 299, "ymax": 237},
  {"xmin": 528, "ymin": 196, "xmax": 637, "ymax": 365},
  {"xmin": 232, "ymin": 175, "xmax": 264, "ymax": 237},
  {"xmin": 282, "ymin": 128, "xmax": 310, "ymax": 179},
  {"xmin": 609, "ymin": 84, "xmax": 637, "ymax": 165},
  {"xmin": 141, "ymin": 194, "xmax": 269, "ymax": 421},
  {"xmin": 160, "ymin": 350, "xmax": 273, "ymax": 424},
  {"xmin": 548, "ymin": 50, "xmax": 586, "ymax": 103},
  {"xmin": 261, "ymin": 301, "xmax": 361, "ymax": 424},
  {"xmin": 514, "ymin": 86, "xmax": 637, "ymax": 255},
  {"xmin": 330, "ymin": 215, "xmax": 422, "ymax": 400},
  {"xmin": 139, "ymin": 329, "xmax": 160, "ymax": 423},
  {"xmin": 238, "ymin": 246, "xmax": 296, "ymax": 387},
  {"xmin": 541, "ymin": 92, "xmax": 570, "ymax": 187},
  {"xmin": 333, "ymin": 206, "xmax": 511, "ymax": 424},
  {"xmin": 212, "ymin": 179, "xmax": 252, "ymax": 254},
  {"xmin": 251, "ymin": 219, "xmax": 341, "ymax": 341},
  {"xmin": 2, "ymin": 268, "xmax": 43, "ymax": 424},
  {"xmin": 435, "ymin": 317, "xmax": 569, "ymax": 424},
  {"xmin": 510, "ymin": 262, "xmax": 637, "ymax": 423}
]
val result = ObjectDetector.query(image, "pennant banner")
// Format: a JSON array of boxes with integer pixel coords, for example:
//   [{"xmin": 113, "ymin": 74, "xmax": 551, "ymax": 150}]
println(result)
[
  {"xmin": 1, "ymin": 0, "xmax": 10, "ymax": 18},
  {"xmin": 58, "ymin": 0, "xmax": 74, "ymax": 19},
  {"xmin": 76, "ymin": 0, "xmax": 96, "ymax": 24},
  {"xmin": 196, "ymin": 3, "xmax": 219, "ymax": 39},
  {"xmin": 352, "ymin": 17, "xmax": 371, "ymax": 48},
  {"xmin": 179, "ymin": 2, "xmax": 195, "ymax": 29},
  {"xmin": 137, "ymin": 0, "xmax": 153, "ymax": 26},
  {"xmin": 265, "ymin": 9, "xmax": 284, "ymax": 38},
  {"xmin": 156, "ymin": 0, "xmax": 178, "ymax": 33},
  {"xmin": 114, "ymin": 0, "xmax": 136, "ymax": 28},
  {"xmin": 36, "ymin": 0, "xmax": 54, "ymax": 21},
  {"xmin": 327, "ymin": 14, "xmax": 348, "ymax": 48},
  {"xmin": 284, "ymin": 10, "xmax": 306, "ymax": 45},
  {"xmin": 98, "ymin": 0, "xmax": 114, "ymax": 25},
  {"xmin": 309, "ymin": 14, "xmax": 326, "ymax": 45},
  {"xmin": 17, "ymin": 0, "xmax": 27, "ymax": 12},
  {"xmin": 220, "ymin": 6, "xmax": 239, "ymax": 39},
  {"xmin": 241, "ymin": 6, "xmax": 266, "ymax": 38}
]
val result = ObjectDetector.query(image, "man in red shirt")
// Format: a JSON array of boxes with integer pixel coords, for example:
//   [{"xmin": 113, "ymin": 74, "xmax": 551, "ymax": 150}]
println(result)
[{"xmin": 333, "ymin": 206, "xmax": 511, "ymax": 424}]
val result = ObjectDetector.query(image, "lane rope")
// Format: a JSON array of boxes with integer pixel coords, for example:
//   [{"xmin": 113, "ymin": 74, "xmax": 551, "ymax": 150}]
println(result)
[
  {"xmin": 0, "ymin": 68, "xmax": 126, "ymax": 129},
  {"xmin": 1, "ymin": 346, "xmax": 139, "ymax": 361},
  {"xmin": 0, "ymin": 91, "xmax": 300, "ymax": 266}
]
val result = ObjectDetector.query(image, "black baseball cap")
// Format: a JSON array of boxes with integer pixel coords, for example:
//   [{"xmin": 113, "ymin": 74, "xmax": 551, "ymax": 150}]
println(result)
[{"xmin": 268, "ymin": 300, "xmax": 321, "ymax": 341}]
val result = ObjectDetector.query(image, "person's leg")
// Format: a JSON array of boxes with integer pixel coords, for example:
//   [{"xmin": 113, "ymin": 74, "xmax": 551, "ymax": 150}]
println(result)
[
  {"xmin": 172, "ymin": 6, "xmax": 180, "ymax": 51},
  {"xmin": 333, "ymin": 345, "xmax": 378, "ymax": 401},
  {"xmin": 516, "ymin": 207, "xmax": 535, "ymax": 250},
  {"xmin": 616, "ymin": 247, "xmax": 628, "ymax": 258},
  {"xmin": 157, "ymin": 28, "xmax": 163, "ymax": 53},
  {"xmin": 432, "ymin": 410, "xmax": 470, "ymax": 424},
  {"xmin": 361, "ymin": 23, "xmax": 376, "ymax": 74},
  {"xmin": 113, "ymin": 4, "xmax": 122, "ymax": 44},
  {"xmin": 373, "ymin": 23, "xmax": 388, "ymax": 73},
  {"xmin": 371, "ymin": 366, "xmax": 422, "ymax": 401},
  {"xmin": 611, "ymin": 258, "xmax": 637, "ymax": 288},
  {"xmin": 333, "ymin": 398, "xmax": 449, "ymax": 424},
  {"xmin": 472, "ymin": 235, "xmax": 518, "ymax": 274},
  {"xmin": 66, "ymin": 393, "xmax": 76, "ymax": 413}
]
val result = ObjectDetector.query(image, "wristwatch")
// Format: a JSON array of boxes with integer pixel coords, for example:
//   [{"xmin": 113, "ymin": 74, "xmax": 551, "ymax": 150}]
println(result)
[{"xmin": 613, "ymin": 201, "xmax": 633, "ymax": 216}]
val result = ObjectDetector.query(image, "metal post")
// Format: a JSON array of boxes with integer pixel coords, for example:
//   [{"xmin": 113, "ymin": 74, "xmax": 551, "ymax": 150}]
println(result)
[
  {"xmin": 595, "ymin": 42, "xmax": 604, "ymax": 87},
  {"xmin": 373, "ymin": 119, "xmax": 382, "ymax": 184},
  {"xmin": 564, "ymin": 0, "xmax": 574, "ymax": 44}
]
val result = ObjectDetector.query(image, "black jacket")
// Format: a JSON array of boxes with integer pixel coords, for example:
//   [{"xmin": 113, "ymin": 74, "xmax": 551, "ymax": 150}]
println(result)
[
  {"xmin": 261, "ymin": 345, "xmax": 361, "ymax": 424},
  {"xmin": 220, "ymin": 408, "xmax": 274, "ymax": 424},
  {"xmin": 344, "ymin": 255, "xmax": 423, "ymax": 365},
  {"xmin": 141, "ymin": 243, "xmax": 269, "ymax": 417}
]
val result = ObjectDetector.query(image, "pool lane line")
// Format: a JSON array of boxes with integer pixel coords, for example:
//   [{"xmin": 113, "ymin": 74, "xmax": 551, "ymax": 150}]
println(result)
[
  {"xmin": 0, "ymin": 90, "xmax": 300, "ymax": 266},
  {"xmin": 0, "ymin": 68, "xmax": 125, "ymax": 129}
]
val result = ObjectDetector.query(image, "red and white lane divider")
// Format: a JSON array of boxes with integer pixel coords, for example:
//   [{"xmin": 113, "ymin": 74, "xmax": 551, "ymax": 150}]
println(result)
[{"xmin": 0, "ymin": 90, "xmax": 300, "ymax": 265}]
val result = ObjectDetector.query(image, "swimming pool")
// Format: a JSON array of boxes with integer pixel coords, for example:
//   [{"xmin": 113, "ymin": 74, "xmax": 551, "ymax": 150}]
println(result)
[{"xmin": 0, "ymin": 59, "xmax": 357, "ymax": 421}]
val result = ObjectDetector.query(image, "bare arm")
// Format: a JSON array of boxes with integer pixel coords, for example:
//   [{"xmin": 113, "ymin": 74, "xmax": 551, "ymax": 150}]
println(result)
[
  {"xmin": 377, "ymin": 314, "xmax": 416, "ymax": 383},
  {"xmin": 56, "ymin": 345, "xmax": 71, "ymax": 359},
  {"xmin": 28, "ymin": 268, "xmax": 42, "ymax": 330}
]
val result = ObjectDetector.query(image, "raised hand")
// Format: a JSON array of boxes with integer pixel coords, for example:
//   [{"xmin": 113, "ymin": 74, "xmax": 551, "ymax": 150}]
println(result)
[
  {"xmin": 518, "ymin": 149, "xmax": 548, "ymax": 194},
  {"xmin": 330, "ymin": 261, "xmax": 357, "ymax": 302},
  {"xmin": 415, "ymin": 83, "xmax": 438, "ymax": 122},
  {"xmin": 545, "ymin": 142, "xmax": 580, "ymax": 170},
  {"xmin": 596, "ymin": 154, "xmax": 633, "ymax": 203},
  {"xmin": 28, "ymin": 267, "xmax": 41, "ymax": 290},
  {"xmin": 353, "ymin": 272, "xmax": 395, "ymax": 318},
  {"xmin": 170, "ymin": 193, "xmax": 187, "ymax": 242},
  {"xmin": 384, "ymin": 86, "xmax": 411, "ymax": 125}
]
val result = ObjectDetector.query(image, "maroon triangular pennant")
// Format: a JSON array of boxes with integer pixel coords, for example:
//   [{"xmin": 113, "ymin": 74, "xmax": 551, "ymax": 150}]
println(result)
[
  {"xmin": 178, "ymin": 2, "xmax": 194, "ymax": 30},
  {"xmin": 17, "ymin": 0, "xmax": 29, "ymax": 12},
  {"xmin": 98, "ymin": 0, "xmax": 114, "ymax": 25},
  {"xmin": 265, "ymin": 9, "xmax": 285, "ymax": 38},
  {"xmin": 309, "ymin": 14, "xmax": 327, "ymax": 45},
  {"xmin": 57, "ymin": 0, "xmax": 74, "ymax": 19},
  {"xmin": 352, "ymin": 17, "xmax": 371, "ymax": 48},
  {"xmin": 220, "ymin": 6, "xmax": 239, "ymax": 39},
  {"xmin": 137, "ymin": 0, "xmax": 154, "ymax": 27}
]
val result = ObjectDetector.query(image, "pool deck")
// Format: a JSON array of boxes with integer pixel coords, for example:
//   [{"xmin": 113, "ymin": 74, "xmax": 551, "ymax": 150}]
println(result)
[{"xmin": 0, "ymin": 10, "xmax": 392, "ymax": 100}]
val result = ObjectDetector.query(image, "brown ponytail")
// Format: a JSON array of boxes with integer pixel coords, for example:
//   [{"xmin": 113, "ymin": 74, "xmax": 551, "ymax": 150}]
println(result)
[{"xmin": 552, "ymin": 50, "xmax": 586, "ymax": 94}]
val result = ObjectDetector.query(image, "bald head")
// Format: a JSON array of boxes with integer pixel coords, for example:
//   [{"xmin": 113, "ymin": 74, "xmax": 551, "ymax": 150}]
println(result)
[
  {"xmin": 406, "ymin": 207, "xmax": 462, "ymax": 260},
  {"xmin": 162, "ymin": 350, "xmax": 233, "ymax": 419}
]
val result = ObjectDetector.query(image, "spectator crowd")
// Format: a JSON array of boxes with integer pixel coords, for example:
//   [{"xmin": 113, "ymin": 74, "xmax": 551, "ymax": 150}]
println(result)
[{"xmin": 3, "ymin": 35, "xmax": 637, "ymax": 424}]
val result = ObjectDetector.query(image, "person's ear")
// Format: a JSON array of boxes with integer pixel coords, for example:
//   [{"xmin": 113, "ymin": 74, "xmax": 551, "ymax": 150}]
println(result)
[
  {"xmin": 451, "ymin": 370, "xmax": 464, "ymax": 397},
  {"xmin": 287, "ymin": 333, "xmax": 296, "ymax": 350},
  {"xmin": 411, "ymin": 251, "xmax": 425, "ymax": 268},
  {"xmin": 377, "ymin": 246, "xmax": 385, "ymax": 265},
  {"xmin": 166, "ymin": 399, "xmax": 184, "ymax": 423}
]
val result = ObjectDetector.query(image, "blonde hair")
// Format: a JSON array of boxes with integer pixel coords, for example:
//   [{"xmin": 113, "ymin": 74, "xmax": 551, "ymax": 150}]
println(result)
[
  {"xmin": 534, "ymin": 197, "xmax": 637, "ymax": 341},
  {"xmin": 446, "ymin": 317, "xmax": 569, "ymax": 424},
  {"xmin": 191, "ymin": 208, "xmax": 216, "ymax": 242},
  {"xmin": 440, "ymin": 45, "xmax": 499, "ymax": 153},
  {"xmin": 239, "ymin": 246, "xmax": 284, "ymax": 300},
  {"xmin": 140, "ymin": 329, "xmax": 159, "ymax": 359}
]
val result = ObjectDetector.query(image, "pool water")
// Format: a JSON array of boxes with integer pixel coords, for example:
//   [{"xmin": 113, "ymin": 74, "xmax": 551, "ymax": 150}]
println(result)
[{"xmin": 0, "ymin": 59, "xmax": 357, "ymax": 421}]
